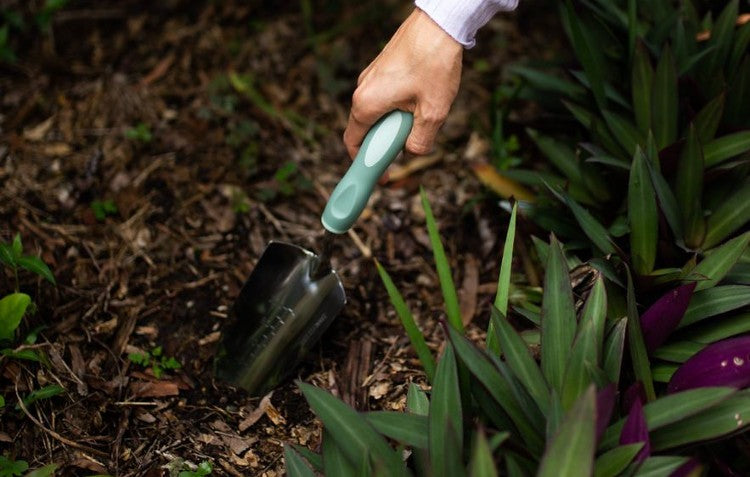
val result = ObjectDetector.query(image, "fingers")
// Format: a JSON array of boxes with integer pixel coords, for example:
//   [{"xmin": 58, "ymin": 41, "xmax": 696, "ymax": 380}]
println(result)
[
  {"xmin": 343, "ymin": 86, "xmax": 395, "ymax": 159},
  {"xmin": 405, "ymin": 103, "xmax": 449, "ymax": 155}
]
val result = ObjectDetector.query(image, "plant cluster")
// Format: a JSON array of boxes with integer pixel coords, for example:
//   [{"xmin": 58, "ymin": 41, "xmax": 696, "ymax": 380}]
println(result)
[
  {"xmin": 128, "ymin": 345, "xmax": 181, "ymax": 379},
  {"xmin": 0, "ymin": 0, "xmax": 68, "ymax": 63}
]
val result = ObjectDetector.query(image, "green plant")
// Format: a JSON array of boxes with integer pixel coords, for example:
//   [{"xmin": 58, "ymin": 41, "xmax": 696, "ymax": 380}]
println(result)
[
  {"xmin": 501, "ymin": 0, "xmax": 750, "ymax": 395},
  {"xmin": 0, "ymin": 0, "xmax": 68, "ymax": 64},
  {"xmin": 1, "ymin": 234, "xmax": 55, "ymax": 290},
  {"xmin": 177, "ymin": 461, "xmax": 212, "ymax": 477},
  {"xmin": 90, "ymin": 199, "xmax": 118, "ymax": 221},
  {"xmin": 128, "ymin": 346, "xmax": 181, "ymax": 379},
  {"xmin": 124, "ymin": 122, "xmax": 153, "ymax": 143},
  {"xmin": 255, "ymin": 161, "xmax": 312, "ymax": 202},
  {"xmin": 0, "ymin": 456, "xmax": 27, "ymax": 477},
  {"xmin": 291, "ymin": 191, "xmax": 750, "ymax": 476}
]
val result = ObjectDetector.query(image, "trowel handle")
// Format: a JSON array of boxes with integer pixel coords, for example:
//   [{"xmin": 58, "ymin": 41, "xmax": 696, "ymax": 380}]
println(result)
[{"xmin": 321, "ymin": 110, "xmax": 414, "ymax": 234}]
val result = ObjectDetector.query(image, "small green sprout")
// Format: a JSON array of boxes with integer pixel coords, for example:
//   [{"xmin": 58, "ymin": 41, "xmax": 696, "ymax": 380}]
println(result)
[
  {"xmin": 0, "ymin": 455, "xmax": 28, "ymax": 477},
  {"xmin": 178, "ymin": 461, "xmax": 213, "ymax": 477},
  {"xmin": 124, "ymin": 122, "xmax": 153, "ymax": 143},
  {"xmin": 128, "ymin": 346, "xmax": 181, "ymax": 379},
  {"xmin": 90, "ymin": 199, "xmax": 118, "ymax": 221}
]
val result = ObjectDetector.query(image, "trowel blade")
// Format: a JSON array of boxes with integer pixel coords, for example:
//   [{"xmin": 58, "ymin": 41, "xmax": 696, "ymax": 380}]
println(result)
[{"xmin": 215, "ymin": 241, "xmax": 345, "ymax": 396}]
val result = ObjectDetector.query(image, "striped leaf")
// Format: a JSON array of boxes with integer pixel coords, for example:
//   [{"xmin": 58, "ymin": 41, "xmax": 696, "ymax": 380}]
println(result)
[
  {"xmin": 675, "ymin": 124, "xmax": 706, "ymax": 248},
  {"xmin": 651, "ymin": 45, "xmax": 678, "ymax": 149},
  {"xmin": 628, "ymin": 148, "xmax": 658, "ymax": 275}
]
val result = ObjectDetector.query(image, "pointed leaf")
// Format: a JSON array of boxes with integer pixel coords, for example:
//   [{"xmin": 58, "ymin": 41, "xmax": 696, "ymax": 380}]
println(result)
[
  {"xmin": 632, "ymin": 43, "xmax": 653, "ymax": 135},
  {"xmin": 703, "ymin": 131, "xmax": 750, "ymax": 168},
  {"xmin": 600, "ymin": 387, "xmax": 736, "ymax": 450},
  {"xmin": 0, "ymin": 293, "xmax": 31, "ymax": 342},
  {"xmin": 678, "ymin": 285, "xmax": 750, "ymax": 328},
  {"xmin": 541, "ymin": 235, "xmax": 577, "ymax": 393},
  {"xmin": 629, "ymin": 148, "xmax": 658, "ymax": 275},
  {"xmin": 291, "ymin": 444, "xmax": 322, "ymax": 472},
  {"xmin": 491, "ymin": 307, "xmax": 549, "ymax": 414},
  {"xmin": 692, "ymin": 93, "xmax": 725, "ymax": 144},
  {"xmin": 603, "ymin": 317, "xmax": 628, "ymax": 385},
  {"xmin": 365, "ymin": 411, "xmax": 428, "ymax": 449},
  {"xmin": 17, "ymin": 255, "xmax": 55, "ymax": 285},
  {"xmin": 634, "ymin": 457, "xmax": 690, "ymax": 476},
  {"xmin": 0, "ymin": 243, "xmax": 14, "ymax": 268},
  {"xmin": 705, "ymin": 0, "xmax": 738, "ymax": 74},
  {"xmin": 703, "ymin": 181, "xmax": 750, "ymax": 248},
  {"xmin": 626, "ymin": 268, "xmax": 655, "ymax": 400},
  {"xmin": 640, "ymin": 283, "xmax": 697, "ymax": 352},
  {"xmin": 563, "ymin": 194, "xmax": 617, "ymax": 255},
  {"xmin": 469, "ymin": 429, "xmax": 498, "ymax": 477},
  {"xmin": 527, "ymin": 129, "xmax": 582, "ymax": 184},
  {"xmin": 644, "ymin": 156, "xmax": 684, "ymax": 243},
  {"xmin": 421, "ymin": 188, "xmax": 462, "ymax": 333},
  {"xmin": 322, "ymin": 430, "xmax": 359, "ymax": 477},
  {"xmin": 651, "ymin": 391, "xmax": 750, "ymax": 450},
  {"xmin": 537, "ymin": 386, "xmax": 596, "ymax": 477},
  {"xmin": 11, "ymin": 233, "xmax": 22, "ymax": 259},
  {"xmin": 603, "ymin": 110, "xmax": 643, "ymax": 156},
  {"xmin": 563, "ymin": 1, "xmax": 607, "ymax": 110},
  {"xmin": 691, "ymin": 231, "xmax": 750, "ymax": 290},
  {"xmin": 407, "ymin": 383, "xmax": 429, "ymax": 415},
  {"xmin": 668, "ymin": 336, "xmax": 750, "ymax": 392},
  {"xmin": 594, "ymin": 444, "xmax": 644, "ymax": 477},
  {"xmin": 285, "ymin": 444, "xmax": 317, "ymax": 477},
  {"xmin": 430, "ymin": 344, "xmax": 464, "ymax": 477},
  {"xmin": 652, "ymin": 340, "xmax": 705, "ymax": 363},
  {"xmin": 675, "ymin": 124, "xmax": 706, "ymax": 248},
  {"xmin": 680, "ymin": 312, "xmax": 750, "ymax": 344},
  {"xmin": 487, "ymin": 202, "xmax": 517, "ymax": 354},
  {"xmin": 446, "ymin": 325, "xmax": 544, "ymax": 453},
  {"xmin": 725, "ymin": 56, "xmax": 750, "ymax": 127},
  {"xmin": 651, "ymin": 45, "xmax": 678, "ymax": 149},
  {"xmin": 376, "ymin": 260, "xmax": 435, "ymax": 380},
  {"xmin": 619, "ymin": 399, "xmax": 650, "ymax": 463},
  {"xmin": 298, "ymin": 382, "xmax": 404, "ymax": 474}
]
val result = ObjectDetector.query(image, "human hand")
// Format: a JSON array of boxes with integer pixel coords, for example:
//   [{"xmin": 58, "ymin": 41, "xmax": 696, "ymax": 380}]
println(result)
[{"xmin": 343, "ymin": 8, "xmax": 463, "ymax": 158}]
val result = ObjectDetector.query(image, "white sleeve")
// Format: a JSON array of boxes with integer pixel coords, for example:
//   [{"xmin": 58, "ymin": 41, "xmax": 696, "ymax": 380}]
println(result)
[{"xmin": 415, "ymin": 0, "xmax": 518, "ymax": 48}]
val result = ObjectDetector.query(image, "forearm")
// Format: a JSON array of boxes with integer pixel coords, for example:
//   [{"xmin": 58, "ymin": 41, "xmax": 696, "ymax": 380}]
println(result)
[{"xmin": 415, "ymin": 0, "xmax": 519, "ymax": 48}]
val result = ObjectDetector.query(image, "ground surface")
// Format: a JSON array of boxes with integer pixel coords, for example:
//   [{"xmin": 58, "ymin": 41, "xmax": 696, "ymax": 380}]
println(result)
[{"xmin": 0, "ymin": 1, "xmax": 561, "ymax": 475}]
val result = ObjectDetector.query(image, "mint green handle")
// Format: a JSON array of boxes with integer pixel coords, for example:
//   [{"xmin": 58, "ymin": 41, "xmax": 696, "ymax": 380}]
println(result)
[{"xmin": 321, "ymin": 110, "xmax": 413, "ymax": 234}]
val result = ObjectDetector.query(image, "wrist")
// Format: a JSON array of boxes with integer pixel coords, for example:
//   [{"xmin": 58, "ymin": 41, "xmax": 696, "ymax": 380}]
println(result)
[{"xmin": 415, "ymin": 0, "xmax": 518, "ymax": 48}]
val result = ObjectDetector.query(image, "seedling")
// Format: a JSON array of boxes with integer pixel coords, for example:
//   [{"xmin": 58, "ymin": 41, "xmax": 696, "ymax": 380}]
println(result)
[
  {"xmin": 178, "ymin": 461, "xmax": 212, "ymax": 477},
  {"xmin": 128, "ymin": 346, "xmax": 181, "ymax": 379},
  {"xmin": 90, "ymin": 199, "xmax": 118, "ymax": 221},
  {"xmin": 124, "ymin": 122, "xmax": 153, "ymax": 143},
  {"xmin": 0, "ymin": 233, "xmax": 56, "ymax": 290},
  {"xmin": 0, "ymin": 455, "xmax": 28, "ymax": 477}
]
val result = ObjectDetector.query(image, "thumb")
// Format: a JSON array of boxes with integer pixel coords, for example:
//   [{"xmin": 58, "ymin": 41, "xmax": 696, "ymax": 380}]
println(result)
[{"xmin": 404, "ymin": 106, "xmax": 448, "ymax": 155}]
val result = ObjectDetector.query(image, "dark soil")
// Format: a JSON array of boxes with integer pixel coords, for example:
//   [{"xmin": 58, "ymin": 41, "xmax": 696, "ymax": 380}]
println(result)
[{"xmin": 0, "ymin": 1, "xmax": 563, "ymax": 475}]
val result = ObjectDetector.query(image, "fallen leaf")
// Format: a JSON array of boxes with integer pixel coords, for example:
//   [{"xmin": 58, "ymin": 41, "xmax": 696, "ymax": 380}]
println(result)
[
  {"xmin": 23, "ymin": 116, "xmax": 54, "ymax": 141},
  {"xmin": 129, "ymin": 380, "xmax": 179, "ymax": 398},
  {"xmin": 238, "ymin": 392, "xmax": 272, "ymax": 431}
]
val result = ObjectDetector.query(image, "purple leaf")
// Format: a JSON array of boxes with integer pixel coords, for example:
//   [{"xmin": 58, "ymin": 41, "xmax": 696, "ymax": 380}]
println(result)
[
  {"xmin": 596, "ymin": 383, "xmax": 616, "ymax": 442},
  {"xmin": 641, "ymin": 282, "xmax": 697, "ymax": 352},
  {"xmin": 619, "ymin": 397, "xmax": 650, "ymax": 463},
  {"xmin": 668, "ymin": 335, "xmax": 750, "ymax": 393},
  {"xmin": 669, "ymin": 458, "xmax": 702, "ymax": 477},
  {"xmin": 623, "ymin": 381, "xmax": 645, "ymax": 413}
]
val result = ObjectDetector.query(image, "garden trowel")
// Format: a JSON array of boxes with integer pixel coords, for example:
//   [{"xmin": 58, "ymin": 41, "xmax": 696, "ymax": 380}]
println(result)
[{"xmin": 215, "ymin": 110, "xmax": 413, "ymax": 396}]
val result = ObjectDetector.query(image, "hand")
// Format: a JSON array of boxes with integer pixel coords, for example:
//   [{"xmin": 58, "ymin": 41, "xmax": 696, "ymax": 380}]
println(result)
[{"xmin": 343, "ymin": 8, "xmax": 463, "ymax": 158}]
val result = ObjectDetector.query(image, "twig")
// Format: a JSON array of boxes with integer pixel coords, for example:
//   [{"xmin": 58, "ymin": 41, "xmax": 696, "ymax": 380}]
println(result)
[{"xmin": 15, "ymin": 382, "xmax": 108, "ymax": 458}]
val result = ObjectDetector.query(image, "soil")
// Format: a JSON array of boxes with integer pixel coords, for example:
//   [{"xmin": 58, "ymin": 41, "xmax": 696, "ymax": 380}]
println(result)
[{"xmin": 0, "ymin": 1, "xmax": 563, "ymax": 475}]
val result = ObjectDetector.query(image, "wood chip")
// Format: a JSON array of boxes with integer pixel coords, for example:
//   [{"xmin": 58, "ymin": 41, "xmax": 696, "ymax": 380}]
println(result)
[
  {"xmin": 238, "ymin": 392, "xmax": 272, "ymax": 432},
  {"xmin": 129, "ymin": 380, "xmax": 180, "ymax": 398}
]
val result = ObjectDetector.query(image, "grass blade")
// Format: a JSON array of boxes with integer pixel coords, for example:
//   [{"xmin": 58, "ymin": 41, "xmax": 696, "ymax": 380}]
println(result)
[
  {"xmin": 678, "ymin": 285, "xmax": 750, "ymax": 328},
  {"xmin": 703, "ymin": 181, "xmax": 750, "ymax": 248},
  {"xmin": 634, "ymin": 456, "xmax": 690, "ymax": 476},
  {"xmin": 706, "ymin": 0, "xmax": 738, "ymax": 74},
  {"xmin": 629, "ymin": 147, "xmax": 658, "ymax": 275},
  {"xmin": 16, "ymin": 256, "xmax": 55, "ymax": 285},
  {"xmin": 644, "ymin": 155, "xmax": 684, "ymax": 243},
  {"xmin": 298, "ymin": 382, "xmax": 404, "ymax": 474},
  {"xmin": 626, "ymin": 268, "xmax": 655, "ymax": 400},
  {"xmin": 690, "ymin": 231, "xmax": 750, "ymax": 290},
  {"xmin": 376, "ymin": 260, "xmax": 436, "ymax": 380},
  {"xmin": 603, "ymin": 110, "xmax": 643, "ymax": 156},
  {"xmin": 430, "ymin": 344, "xmax": 464, "ymax": 477},
  {"xmin": 527, "ymin": 129, "xmax": 582, "ymax": 184},
  {"xmin": 651, "ymin": 45, "xmax": 678, "ymax": 149},
  {"xmin": 675, "ymin": 124, "xmax": 706, "ymax": 248},
  {"xmin": 322, "ymin": 430, "xmax": 358, "ymax": 477},
  {"xmin": 541, "ymin": 235, "xmax": 577, "ymax": 393},
  {"xmin": 680, "ymin": 312, "xmax": 750, "ymax": 343},
  {"xmin": 490, "ymin": 307, "xmax": 549, "ymax": 414},
  {"xmin": 537, "ymin": 386, "xmax": 596, "ymax": 477},
  {"xmin": 487, "ymin": 202, "xmax": 518, "ymax": 354},
  {"xmin": 421, "ymin": 188, "xmax": 463, "ymax": 333}
]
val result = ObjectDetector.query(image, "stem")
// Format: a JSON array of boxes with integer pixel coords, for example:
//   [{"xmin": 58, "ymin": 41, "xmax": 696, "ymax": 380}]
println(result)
[{"xmin": 13, "ymin": 266, "xmax": 19, "ymax": 293}]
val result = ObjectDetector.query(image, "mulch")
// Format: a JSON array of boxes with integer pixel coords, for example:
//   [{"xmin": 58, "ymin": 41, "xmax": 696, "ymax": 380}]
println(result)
[{"xmin": 0, "ymin": 1, "xmax": 562, "ymax": 475}]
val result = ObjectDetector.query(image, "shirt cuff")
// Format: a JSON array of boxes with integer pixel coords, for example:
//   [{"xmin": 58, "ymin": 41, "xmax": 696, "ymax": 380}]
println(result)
[{"xmin": 415, "ymin": 0, "xmax": 518, "ymax": 48}]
